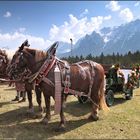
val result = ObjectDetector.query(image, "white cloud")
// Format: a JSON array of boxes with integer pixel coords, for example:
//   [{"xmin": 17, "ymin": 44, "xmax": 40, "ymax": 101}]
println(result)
[
  {"xmin": 104, "ymin": 15, "xmax": 112, "ymax": 20},
  {"xmin": 134, "ymin": 2, "xmax": 140, "ymax": 7},
  {"xmin": 106, "ymin": 1, "xmax": 120, "ymax": 11},
  {"xmin": 0, "ymin": 32, "xmax": 51, "ymax": 51},
  {"xmin": 80, "ymin": 9, "xmax": 89, "ymax": 17},
  {"xmin": 3, "ymin": 11, "xmax": 11, "ymax": 18},
  {"xmin": 48, "ymin": 14, "xmax": 111, "ymax": 44},
  {"xmin": 0, "ymin": 14, "xmax": 112, "ymax": 52},
  {"xmin": 18, "ymin": 27, "xmax": 26, "ymax": 33},
  {"xmin": 119, "ymin": 8, "xmax": 134, "ymax": 22}
]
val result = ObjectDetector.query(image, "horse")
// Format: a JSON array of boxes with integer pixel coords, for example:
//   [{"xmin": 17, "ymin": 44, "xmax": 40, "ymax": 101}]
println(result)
[
  {"xmin": 0, "ymin": 49, "xmax": 9, "ymax": 78},
  {"xmin": 7, "ymin": 41, "xmax": 109, "ymax": 131},
  {"xmin": 6, "ymin": 40, "xmax": 43, "ymax": 115}
]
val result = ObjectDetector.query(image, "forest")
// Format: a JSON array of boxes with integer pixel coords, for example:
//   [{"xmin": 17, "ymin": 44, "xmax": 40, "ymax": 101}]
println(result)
[{"xmin": 61, "ymin": 51, "xmax": 140, "ymax": 68}]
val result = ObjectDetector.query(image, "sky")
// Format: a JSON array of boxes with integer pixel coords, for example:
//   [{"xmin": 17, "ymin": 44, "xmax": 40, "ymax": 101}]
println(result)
[{"xmin": 0, "ymin": 1, "xmax": 140, "ymax": 51}]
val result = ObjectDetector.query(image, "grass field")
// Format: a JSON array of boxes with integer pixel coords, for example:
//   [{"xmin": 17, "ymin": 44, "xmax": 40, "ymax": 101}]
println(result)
[{"xmin": 0, "ymin": 84, "xmax": 140, "ymax": 139}]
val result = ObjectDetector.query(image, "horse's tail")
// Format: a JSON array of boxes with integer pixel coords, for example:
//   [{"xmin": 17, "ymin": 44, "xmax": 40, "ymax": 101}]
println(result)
[{"xmin": 99, "ymin": 75, "xmax": 109, "ymax": 111}]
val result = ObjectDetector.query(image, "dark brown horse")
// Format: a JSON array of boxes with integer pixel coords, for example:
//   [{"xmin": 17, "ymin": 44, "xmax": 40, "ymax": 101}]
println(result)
[
  {"xmin": 7, "ymin": 41, "xmax": 109, "ymax": 131},
  {"xmin": 6, "ymin": 41, "xmax": 43, "ymax": 114},
  {"xmin": 0, "ymin": 49, "xmax": 9, "ymax": 78}
]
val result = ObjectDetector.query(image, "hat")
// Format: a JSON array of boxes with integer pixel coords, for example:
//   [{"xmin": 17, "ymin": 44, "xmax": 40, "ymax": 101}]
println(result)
[
  {"xmin": 131, "ymin": 71, "xmax": 135, "ymax": 75},
  {"xmin": 115, "ymin": 63, "xmax": 120, "ymax": 68}
]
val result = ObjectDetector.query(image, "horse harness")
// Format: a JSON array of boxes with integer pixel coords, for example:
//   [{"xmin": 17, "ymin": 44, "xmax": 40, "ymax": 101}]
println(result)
[
  {"xmin": 27, "ymin": 56, "xmax": 98, "ymax": 108},
  {"xmin": 16, "ymin": 55, "xmax": 99, "ymax": 113}
]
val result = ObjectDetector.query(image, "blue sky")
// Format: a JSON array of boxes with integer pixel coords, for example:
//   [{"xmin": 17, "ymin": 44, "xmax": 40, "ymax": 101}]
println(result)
[{"xmin": 0, "ymin": 1, "xmax": 140, "ymax": 51}]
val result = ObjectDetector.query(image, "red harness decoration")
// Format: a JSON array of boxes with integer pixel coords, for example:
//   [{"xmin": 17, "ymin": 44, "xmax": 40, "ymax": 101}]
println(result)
[
  {"xmin": 36, "ymin": 57, "xmax": 56, "ymax": 84},
  {"xmin": 63, "ymin": 66, "xmax": 71, "ymax": 94},
  {"xmin": 64, "ymin": 74, "xmax": 71, "ymax": 94}
]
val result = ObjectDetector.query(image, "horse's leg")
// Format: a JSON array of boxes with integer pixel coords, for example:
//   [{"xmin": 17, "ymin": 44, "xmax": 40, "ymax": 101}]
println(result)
[
  {"xmin": 41, "ymin": 94, "xmax": 51, "ymax": 125},
  {"xmin": 88, "ymin": 103, "xmax": 99, "ymax": 121},
  {"xmin": 63, "ymin": 94, "xmax": 68, "ymax": 108},
  {"xmin": 35, "ymin": 85, "xmax": 43, "ymax": 112},
  {"xmin": 88, "ymin": 86, "xmax": 100, "ymax": 121},
  {"xmin": 26, "ymin": 90, "xmax": 34, "ymax": 114}
]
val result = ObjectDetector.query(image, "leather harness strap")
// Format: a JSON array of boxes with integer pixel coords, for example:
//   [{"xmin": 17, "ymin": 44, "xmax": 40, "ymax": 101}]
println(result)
[
  {"xmin": 25, "ymin": 57, "xmax": 99, "ymax": 108},
  {"xmin": 35, "ymin": 56, "xmax": 56, "ymax": 84}
]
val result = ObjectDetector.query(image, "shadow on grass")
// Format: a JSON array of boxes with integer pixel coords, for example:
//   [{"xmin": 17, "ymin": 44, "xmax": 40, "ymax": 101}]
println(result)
[
  {"xmin": 0, "ymin": 100, "xmax": 92, "ymax": 125},
  {"xmin": 0, "ymin": 96, "xmax": 129, "ymax": 139},
  {"xmin": 0, "ymin": 118, "xmax": 89, "ymax": 139},
  {"xmin": 0, "ymin": 101, "xmax": 91, "ymax": 139},
  {"xmin": 0, "ymin": 101, "xmax": 13, "ymax": 108},
  {"xmin": 64, "ymin": 100, "xmax": 91, "ymax": 117},
  {"xmin": 4, "ymin": 87, "xmax": 16, "ymax": 91},
  {"xmin": 0, "ymin": 106, "xmax": 33, "ymax": 124},
  {"xmin": 111, "ymin": 97, "xmax": 127, "ymax": 107}
]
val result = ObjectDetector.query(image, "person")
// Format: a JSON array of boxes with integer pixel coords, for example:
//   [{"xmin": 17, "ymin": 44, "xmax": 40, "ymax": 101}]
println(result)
[
  {"xmin": 108, "ymin": 63, "xmax": 121, "ymax": 84},
  {"xmin": 11, "ymin": 82, "xmax": 26, "ymax": 102},
  {"xmin": 135, "ymin": 64, "xmax": 140, "ymax": 82},
  {"xmin": 127, "ymin": 71, "xmax": 137, "ymax": 89}
]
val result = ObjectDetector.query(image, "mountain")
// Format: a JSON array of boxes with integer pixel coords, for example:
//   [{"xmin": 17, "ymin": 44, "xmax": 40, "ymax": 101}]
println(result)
[
  {"xmin": 56, "ymin": 19, "xmax": 140, "ymax": 57},
  {"xmin": 103, "ymin": 19, "xmax": 140, "ymax": 55},
  {"xmin": 56, "ymin": 41, "xmax": 71, "ymax": 55},
  {"xmin": 58, "ymin": 32, "xmax": 104, "ymax": 57}
]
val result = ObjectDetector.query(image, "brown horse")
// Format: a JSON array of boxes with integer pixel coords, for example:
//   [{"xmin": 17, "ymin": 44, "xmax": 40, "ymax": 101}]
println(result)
[
  {"xmin": 0, "ymin": 49, "xmax": 9, "ymax": 78},
  {"xmin": 6, "ymin": 40, "xmax": 43, "ymax": 115},
  {"xmin": 8, "ymin": 41, "xmax": 109, "ymax": 131}
]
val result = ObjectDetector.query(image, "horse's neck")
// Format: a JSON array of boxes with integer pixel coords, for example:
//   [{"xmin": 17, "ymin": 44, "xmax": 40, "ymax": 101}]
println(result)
[
  {"xmin": 34, "ymin": 60, "xmax": 45, "ymax": 73},
  {"xmin": 26, "ymin": 49, "xmax": 47, "ymax": 73}
]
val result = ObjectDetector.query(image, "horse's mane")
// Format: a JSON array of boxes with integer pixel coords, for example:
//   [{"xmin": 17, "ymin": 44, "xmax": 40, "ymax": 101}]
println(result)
[{"xmin": 35, "ymin": 50, "xmax": 48, "ymax": 62}]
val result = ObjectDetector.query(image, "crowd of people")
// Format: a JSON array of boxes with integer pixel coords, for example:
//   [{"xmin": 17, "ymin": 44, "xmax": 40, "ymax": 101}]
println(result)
[{"xmin": 108, "ymin": 63, "xmax": 140, "ymax": 89}]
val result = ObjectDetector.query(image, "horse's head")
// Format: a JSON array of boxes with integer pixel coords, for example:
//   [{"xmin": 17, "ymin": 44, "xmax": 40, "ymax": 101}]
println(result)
[
  {"xmin": 7, "ymin": 40, "xmax": 59, "ymax": 80},
  {"xmin": 6, "ymin": 40, "xmax": 34, "ymax": 79}
]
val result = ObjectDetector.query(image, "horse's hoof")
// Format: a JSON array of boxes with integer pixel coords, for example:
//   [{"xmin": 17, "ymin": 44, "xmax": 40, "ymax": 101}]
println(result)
[
  {"xmin": 55, "ymin": 125, "xmax": 66, "ymax": 132},
  {"xmin": 26, "ymin": 108, "xmax": 34, "ymax": 114},
  {"xmin": 41, "ymin": 118, "xmax": 48, "ymax": 125},
  {"xmin": 26, "ymin": 108, "xmax": 36, "ymax": 118},
  {"xmin": 88, "ymin": 114, "xmax": 99, "ymax": 121}
]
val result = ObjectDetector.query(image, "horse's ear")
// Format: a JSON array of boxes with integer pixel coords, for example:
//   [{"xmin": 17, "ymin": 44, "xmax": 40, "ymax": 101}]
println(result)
[
  {"xmin": 47, "ymin": 41, "xmax": 59, "ymax": 56},
  {"xmin": 2, "ymin": 55, "xmax": 7, "ymax": 63},
  {"xmin": 19, "ymin": 39, "xmax": 30, "ymax": 52}
]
